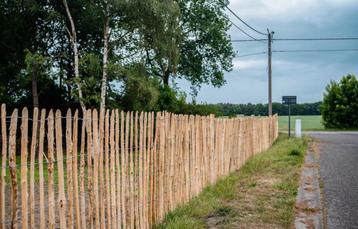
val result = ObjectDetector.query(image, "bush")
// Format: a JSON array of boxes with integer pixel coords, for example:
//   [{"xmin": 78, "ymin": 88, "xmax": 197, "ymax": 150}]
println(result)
[
  {"xmin": 289, "ymin": 149, "xmax": 301, "ymax": 156},
  {"xmin": 321, "ymin": 74, "xmax": 358, "ymax": 128}
]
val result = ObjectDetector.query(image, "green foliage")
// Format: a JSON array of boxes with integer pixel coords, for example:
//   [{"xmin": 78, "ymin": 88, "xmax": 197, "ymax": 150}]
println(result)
[
  {"xmin": 321, "ymin": 74, "xmax": 358, "ymax": 128},
  {"xmin": 25, "ymin": 50, "xmax": 50, "ymax": 74},
  {"xmin": 141, "ymin": 0, "xmax": 181, "ymax": 82},
  {"xmin": 78, "ymin": 53, "xmax": 102, "ymax": 107},
  {"xmin": 216, "ymin": 102, "xmax": 322, "ymax": 116},
  {"xmin": 22, "ymin": 50, "xmax": 65, "ymax": 109},
  {"xmin": 155, "ymin": 86, "xmax": 223, "ymax": 116},
  {"xmin": 120, "ymin": 64, "xmax": 160, "ymax": 111},
  {"xmin": 177, "ymin": 0, "xmax": 234, "ymax": 91},
  {"xmin": 289, "ymin": 149, "xmax": 301, "ymax": 156},
  {"xmin": 0, "ymin": 0, "xmax": 51, "ymax": 105},
  {"xmin": 0, "ymin": 0, "xmax": 234, "ymax": 111},
  {"xmin": 156, "ymin": 86, "xmax": 185, "ymax": 113},
  {"xmin": 181, "ymin": 103, "xmax": 222, "ymax": 116}
]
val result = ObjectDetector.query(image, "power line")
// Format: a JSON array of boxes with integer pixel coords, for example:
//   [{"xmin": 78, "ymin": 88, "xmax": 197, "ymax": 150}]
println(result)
[
  {"xmin": 230, "ymin": 22, "xmax": 264, "ymax": 42},
  {"xmin": 219, "ymin": 0, "xmax": 267, "ymax": 36},
  {"xmin": 273, "ymin": 48, "xmax": 358, "ymax": 53},
  {"xmin": 275, "ymin": 37, "xmax": 358, "ymax": 41},
  {"xmin": 232, "ymin": 39, "xmax": 268, "ymax": 42},
  {"xmin": 231, "ymin": 37, "xmax": 358, "ymax": 42},
  {"xmin": 236, "ymin": 48, "xmax": 358, "ymax": 57},
  {"xmin": 236, "ymin": 51, "xmax": 267, "ymax": 58}
]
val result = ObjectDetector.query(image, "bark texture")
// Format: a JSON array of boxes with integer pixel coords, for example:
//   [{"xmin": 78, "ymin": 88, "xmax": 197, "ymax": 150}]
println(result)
[{"xmin": 63, "ymin": 0, "xmax": 86, "ymax": 113}]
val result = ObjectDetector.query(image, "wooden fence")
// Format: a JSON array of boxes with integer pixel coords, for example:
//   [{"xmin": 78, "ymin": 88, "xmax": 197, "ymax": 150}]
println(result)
[{"xmin": 0, "ymin": 104, "xmax": 278, "ymax": 229}]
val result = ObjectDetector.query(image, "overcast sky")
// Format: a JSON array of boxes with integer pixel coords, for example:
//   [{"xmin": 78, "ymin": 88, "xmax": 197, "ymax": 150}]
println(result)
[{"xmin": 176, "ymin": 0, "xmax": 358, "ymax": 104}]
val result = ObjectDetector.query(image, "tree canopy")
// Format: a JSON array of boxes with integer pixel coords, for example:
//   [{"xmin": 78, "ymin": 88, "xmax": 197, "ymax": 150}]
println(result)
[
  {"xmin": 321, "ymin": 74, "xmax": 358, "ymax": 128},
  {"xmin": 0, "ymin": 0, "xmax": 234, "ymax": 112}
]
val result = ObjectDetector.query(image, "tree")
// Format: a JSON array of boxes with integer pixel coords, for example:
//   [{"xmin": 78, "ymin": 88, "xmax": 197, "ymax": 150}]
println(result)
[
  {"xmin": 0, "ymin": 0, "xmax": 235, "ymax": 112},
  {"xmin": 62, "ymin": 0, "xmax": 86, "ymax": 112},
  {"xmin": 144, "ymin": 0, "xmax": 235, "ymax": 94},
  {"xmin": 142, "ymin": 1, "xmax": 181, "ymax": 86},
  {"xmin": 24, "ymin": 50, "xmax": 51, "ymax": 108},
  {"xmin": 157, "ymin": 85, "xmax": 186, "ymax": 113},
  {"xmin": 321, "ymin": 74, "xmax": 358, "ymax": 128},
  {"xmin": 174, "ymin": 0, "xmax": 234, "ymax": 92},
  {"xmin": 0, "ymin": 0, "xmax": 51, "ymax": 106},
  {"xmin": 99, "ymin": 0, "xmax": 112, "ymax": 110},
  {"xmin": 60, "ymin": 0, "xmax": 181, "ymax": 110},
  {"xmin": 119, "ymin": 64, "xmax": 160, "ymax": 111}
]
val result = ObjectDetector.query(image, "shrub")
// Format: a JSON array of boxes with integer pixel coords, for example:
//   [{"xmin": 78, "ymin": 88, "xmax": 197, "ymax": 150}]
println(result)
[
  {"xmin": 289, "ymin": 149, "xmax": 301, "ymax": 156},
  {"xmin": 321, "ymin": 74, "xmax": 358, "ymax": 128}
]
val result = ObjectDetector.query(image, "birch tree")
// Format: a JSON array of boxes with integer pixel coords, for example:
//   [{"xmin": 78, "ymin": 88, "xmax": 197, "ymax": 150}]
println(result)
[
  {"xmin": 62, "ymin": 0, "xmax": 86, "ymax": 113},
  {"xmin": 100, "ymin": 0, "xmax": 110, "ymax": 110}
]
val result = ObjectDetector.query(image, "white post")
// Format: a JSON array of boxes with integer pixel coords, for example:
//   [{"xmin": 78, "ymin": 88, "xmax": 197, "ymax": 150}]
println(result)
[{"xmin": 295, "ymin": 119, "xmax": 302, "ymax": 138}]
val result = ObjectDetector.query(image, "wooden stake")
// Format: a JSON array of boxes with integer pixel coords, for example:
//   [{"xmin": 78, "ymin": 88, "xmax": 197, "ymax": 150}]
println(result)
[
  {"xmin": 105, "ymin": 110, "xmax": 111, "ymax": 228},
  {"xmin": 0, "ymin": 104, "xmax": 7, "ymax": 228},
  {"xmin": 184, "ymin": 115, "xmax": 190, "ymax": 202},
  {"xmin": 110, "ymin": 110, "xmax": 117, "ymax": 229},
  {"xmin": 143, "ymin": 112, "xmax": 148, "ymax": 229},
  {"xmin": 79, "ymin": 112, "xmax": 87, "ymax": 228},
  {"xmin": 72, "ymin": 111, "xmax": 81, "ymax": 228},
  {"xmin": 121, "ymin": 111, "xmax": 127, "ymax": 228},
  {"xmin": 80, "ymin": 110, "xmax": 86, "ymax": 229},
  {"xmin": 55, "ymin": 110, "xmax": 67, "ymax": 229},
  {"xmin": 134, "ymin": 112, "xmax": 139, "ymax": 229},
  {"xmin": 66, "ymin": 109, "xmax": 74, "ymax": 229},
  {"xmin": 98, "ymin": 109, "xmax": 105, "ymax": 229},
  {"xmin": 115, "ymin": 110, "xmax": 122, "ymax": 229},
  {"xmin": 149, "ymin": 112, "xmax": 155, "ymax": 226},
  {"xmin": 92, "ymin": 109, "xmax": 100, "ymax": 228},
  {"xmin": 20, "ymin": 108, "xmax": 29, "ymax": 229},
  {"xmin": 138, "ymin": 112, "xmax": 143, "ymax": 229},
  {"xmin": 9, "ymin": 109, "xmax": 18, "ymax": 229},
  {"xmin": 29, "ymin": 107, "xmax": 38, "ymax": 229},
  {"xmin": 47, "ymin": 110, "xmax": 55, "ymax": 229},
  {"xmin": 85, "ymin": 110, "xmax": 93, "ymax": 228},
  {"xmin": 38, "ymin": 109, "xmax": 46, "ymax": 229},
  {"xmin": 128, "ymin": 112, "xmax": 134, "ymax": 228}
]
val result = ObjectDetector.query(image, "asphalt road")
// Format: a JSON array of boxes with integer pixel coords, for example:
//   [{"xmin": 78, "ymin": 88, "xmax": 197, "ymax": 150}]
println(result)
[{"xmin": 309, "ymin": 132, "xmax": 358, "ymax": 229}]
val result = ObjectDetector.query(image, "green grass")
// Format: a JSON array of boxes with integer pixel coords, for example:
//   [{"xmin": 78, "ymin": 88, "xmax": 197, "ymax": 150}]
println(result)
[
  {"xmin": 279, "ymin": 115, "xmax": 324, "ymax": 131},
  {"xmin": 154, "ymin": 135, "xmax": 309, "ymax": 229}
]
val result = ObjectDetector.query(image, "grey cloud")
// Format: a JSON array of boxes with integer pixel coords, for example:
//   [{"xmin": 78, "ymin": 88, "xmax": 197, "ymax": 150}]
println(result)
[{"xmin": 176, "ymin": 0, "xmax": 358, "ymax": 104}]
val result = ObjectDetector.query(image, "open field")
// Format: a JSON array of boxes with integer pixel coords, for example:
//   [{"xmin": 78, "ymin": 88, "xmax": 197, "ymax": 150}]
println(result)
[
  {"xmin": 279, "ymin": 115, "xmax": 324, "ymax": 131},
  {"xmin": 155, "ymin": 134, "xmax": 309, "ymax": 229}
]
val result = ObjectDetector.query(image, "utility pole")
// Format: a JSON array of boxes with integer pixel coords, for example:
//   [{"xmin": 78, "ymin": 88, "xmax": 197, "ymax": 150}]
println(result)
[{"xmin": 267, "ymin": 29, "xmax": 274, "ymax": 116}]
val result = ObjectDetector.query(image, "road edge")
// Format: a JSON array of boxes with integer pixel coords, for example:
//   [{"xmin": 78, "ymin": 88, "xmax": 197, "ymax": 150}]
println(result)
[{"xmin": 294, "ymin": 141, "xmax": 324, "ymax": 229}]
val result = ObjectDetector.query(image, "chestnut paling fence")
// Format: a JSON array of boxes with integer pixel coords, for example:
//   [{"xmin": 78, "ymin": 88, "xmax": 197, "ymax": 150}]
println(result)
[{"xmin": 0, "ymin": 104, "xmax": 278, "ymax": 229}]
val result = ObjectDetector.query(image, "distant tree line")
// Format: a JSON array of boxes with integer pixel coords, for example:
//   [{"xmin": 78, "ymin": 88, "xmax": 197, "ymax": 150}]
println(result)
[
  {"xmin": 157, "ymin": 101, "xmax": 322, "ymax": 117},
  {"xmin": 214, "ymin": 102, "xmax": 322, "ymax": 117}
]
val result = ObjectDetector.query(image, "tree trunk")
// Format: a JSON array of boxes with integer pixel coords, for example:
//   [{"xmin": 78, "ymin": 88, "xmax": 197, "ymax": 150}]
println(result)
[
  {"xmin": 100, "ymin": 12, "xmax": 110, "ymax": 111},
  {"xmin": 162, "ymin": 70, "xmax": 170, "ymax": 86},
  {"xmin": 31, "ymin": 71, "xmax": 39, "ymax": 108},
  {"xmin": 62, "ymin": 0, "xmax": 86, "ymax": 114}
]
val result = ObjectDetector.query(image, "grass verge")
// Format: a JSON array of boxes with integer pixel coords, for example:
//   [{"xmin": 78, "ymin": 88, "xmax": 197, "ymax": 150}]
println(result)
[{"xmin": 154, "ymin": 134, "xmax": 309, "ymax": 229}]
